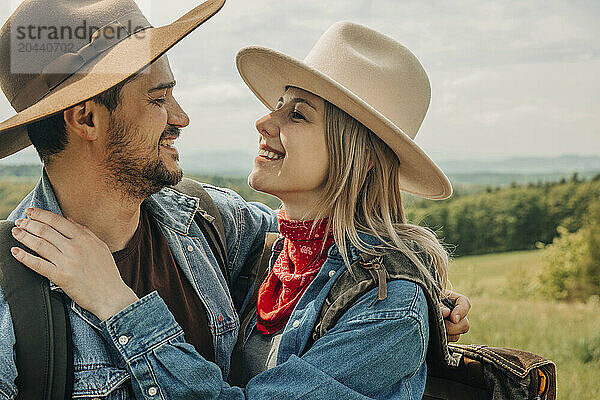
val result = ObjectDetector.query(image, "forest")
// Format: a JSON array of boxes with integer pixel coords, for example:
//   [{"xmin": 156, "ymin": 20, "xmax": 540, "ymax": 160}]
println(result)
[{"xmin": 406, "ymin": 174, "xmax": 600, "ymax": 256}]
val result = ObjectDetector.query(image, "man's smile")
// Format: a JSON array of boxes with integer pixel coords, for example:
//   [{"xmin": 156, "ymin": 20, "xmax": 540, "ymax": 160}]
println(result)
[{"xmin": 160, "ymin": 138, "xmax": 177, "ymax": 150}]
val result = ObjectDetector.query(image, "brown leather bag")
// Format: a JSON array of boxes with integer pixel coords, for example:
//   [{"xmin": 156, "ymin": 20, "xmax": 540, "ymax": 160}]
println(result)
[{"xmin": 424, "ymin": 344, "xmax": 556, "ymax": 400}]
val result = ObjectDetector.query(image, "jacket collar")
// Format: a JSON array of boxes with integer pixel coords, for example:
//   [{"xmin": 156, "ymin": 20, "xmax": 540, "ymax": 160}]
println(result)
[
  {"xmin": 28, "ymin": 169, "xmax": 64, "ymax": 216},
  {"xmin": 142, "ymin": 186, "xmax": 199, "ymax": 235},
  {"xmin": 21, "ymin": 170, "xmax": 200, "ymax": 288},
  {"xmin": 28, "ymin": 169, "xmax": 199, "ymax": 235},
  {"xmin": 326, "ymin": 231, "xmax": 384, "ymax": 263}
]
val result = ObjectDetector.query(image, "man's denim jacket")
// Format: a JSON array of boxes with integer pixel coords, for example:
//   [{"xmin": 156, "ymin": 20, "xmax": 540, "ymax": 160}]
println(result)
[
  {"xmin": 0, "ymin": 171, "xmax": 277, "ymax": 400},
  {"xmin": 98, "ymin": 234, "xmax": 430, "ymax": 399}
]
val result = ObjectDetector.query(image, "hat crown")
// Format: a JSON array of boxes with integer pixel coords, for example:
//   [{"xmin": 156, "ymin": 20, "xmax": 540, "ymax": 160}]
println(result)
[
  {"xmin": 0, "ymin": 0, "xmax": 148, "ymax": 111},
  {"xmin": 304, "ymin": 21, "xmax": 430, "ymax": 139}
]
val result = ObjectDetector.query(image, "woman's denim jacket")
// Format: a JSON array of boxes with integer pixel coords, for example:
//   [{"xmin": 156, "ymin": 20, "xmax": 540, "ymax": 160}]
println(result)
[
  {"xmin": 0, "ymin": 171, "xmax": 277, "ymax": 400},
  {"xmin": 98, "ymin": 234, "xmax": 430, "ymax": 399}
]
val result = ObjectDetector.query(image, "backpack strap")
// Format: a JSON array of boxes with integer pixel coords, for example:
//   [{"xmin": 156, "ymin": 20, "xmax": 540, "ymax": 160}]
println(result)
[
  {"xmin": 171, "ymin": 177, "xmax": 275, "ymax": 313},
  {"xmin": 171, "ymin": 178, "xmax": 229, "ymax": 283},
  {"xmin": 229, "ymin": 232, "xmax": 280, "ymax": 386},
  {"xmin": 305, "ymin": 248, "xmax": 457, "ymax": 368},
  {"xmin": 0, "ymin": 220, "xmax": 73, "ymax": 400}
]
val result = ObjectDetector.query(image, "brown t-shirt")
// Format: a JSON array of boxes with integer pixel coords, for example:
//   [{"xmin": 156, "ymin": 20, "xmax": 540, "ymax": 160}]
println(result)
[{"xmin": 113, "ymin": 206, "xmax": 215, "ymax": 362}]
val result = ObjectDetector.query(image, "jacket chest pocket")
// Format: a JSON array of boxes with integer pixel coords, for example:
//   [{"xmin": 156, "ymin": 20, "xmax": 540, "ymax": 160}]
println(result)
[{"xmin": 72, "ymin": 365, "xmax": 131, "ymax": 399}]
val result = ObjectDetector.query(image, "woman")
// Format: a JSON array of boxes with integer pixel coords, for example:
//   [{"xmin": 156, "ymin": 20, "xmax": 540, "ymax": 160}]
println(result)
[{"xmin": 11, "ymin": 22, "xmax": 464, "ymax": 398}]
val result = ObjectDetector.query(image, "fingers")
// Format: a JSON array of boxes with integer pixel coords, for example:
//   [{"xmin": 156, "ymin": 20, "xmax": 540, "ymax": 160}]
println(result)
[
  {"xmin": 450, "ymin": 296, "xmax": 471, "ymax": 324},
  {"xmin": 444, "ymin": 290, "xmax": 471, "ymax": 324},
  {"xmin": 440, "ymin": 304, "xmax": 451, "ymax": 318},
  {"xmin": 441, "ymin": 289, "xmax": 472, "ymax": 342},
  {"xmin": 10, "ymin": 247, "xmax": 60, "ymax": 282},
  {"xmin": 445, "ymin": 316, "xmax": 470, "ymax": 338},
  {"xmin": 444, "ymin": 289, "xmax": 461, "ymax": 301},
  {"xmin": 24, "ymin": 208, "xmax": 82, "ymax": 239},
  {"xmin": 11, "ymin": 226, "xmax": 64, "ymax": 264},
  {"xmin": 14, "ymin": 218, "xmax": 71, "ymax": 252},
  {"xmin": 447, "ymin": 334, "xmax": 461, "ymax": 342}
]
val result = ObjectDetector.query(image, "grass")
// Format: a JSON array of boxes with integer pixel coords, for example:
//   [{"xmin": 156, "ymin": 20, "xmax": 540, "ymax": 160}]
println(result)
[{"xmin": 448, "ymin": 250, "xmax": 600, "ymax": 399}]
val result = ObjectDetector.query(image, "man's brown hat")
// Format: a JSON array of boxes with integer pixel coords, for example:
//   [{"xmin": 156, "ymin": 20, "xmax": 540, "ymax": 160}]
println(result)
[{"xmin": 0, "ymin": 0, "xmax": 226, "ymax": 159}]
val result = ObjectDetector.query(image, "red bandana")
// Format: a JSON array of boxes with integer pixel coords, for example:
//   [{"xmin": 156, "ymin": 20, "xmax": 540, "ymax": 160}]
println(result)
[{"xmin": 256, "ymin": 210, "xmax": 335, "ymax": 334}]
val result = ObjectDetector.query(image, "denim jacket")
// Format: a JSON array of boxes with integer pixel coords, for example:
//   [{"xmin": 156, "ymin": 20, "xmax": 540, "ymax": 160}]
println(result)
[
  {"xmin": 99, "ymin": 234, "xmax": 430, "ymax": 399},
  {"xmin": 0, "ymin": 170, "xmax": 277, "ymax": 400}
]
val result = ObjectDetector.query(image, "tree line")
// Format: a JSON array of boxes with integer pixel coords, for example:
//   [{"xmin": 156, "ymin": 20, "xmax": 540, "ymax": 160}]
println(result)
[{"xmin": 405, "ymin": 174, "xmax": 600, "ymax": 257}]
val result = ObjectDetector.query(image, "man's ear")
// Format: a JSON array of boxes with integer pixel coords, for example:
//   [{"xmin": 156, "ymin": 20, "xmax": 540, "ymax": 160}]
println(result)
[{"xmin": 63, "ymin": 101, "xmax": 99, "ymax": 141}]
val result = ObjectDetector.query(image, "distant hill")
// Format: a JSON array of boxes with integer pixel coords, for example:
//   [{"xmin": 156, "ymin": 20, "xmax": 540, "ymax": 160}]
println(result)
[
  {"xmin": 0, "ymin": 164, "xmax": 41, "ymax": 183},
  {"xmin": 179, "ymin": 151, "xmax": 255, "ymax": 177},
  {"xmin": 437, "ymin": 155, "xmax": 600, "ymax": 175},
  {"xmin": 2, "ymin": 153, "xmax": 599, "ymax": 187},
  {"xmin": 178, "ymin": 153, "xmax": 600, "ymax": 187},
  {"xmin": 180, "ymin": 152, "xmax": 600, "ymax": 175}
]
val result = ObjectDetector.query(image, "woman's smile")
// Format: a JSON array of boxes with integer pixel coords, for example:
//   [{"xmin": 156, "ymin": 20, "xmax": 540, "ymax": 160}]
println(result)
[{"xmin": 257, "ymin": 144, "xmax": 285, "ymax": 161}]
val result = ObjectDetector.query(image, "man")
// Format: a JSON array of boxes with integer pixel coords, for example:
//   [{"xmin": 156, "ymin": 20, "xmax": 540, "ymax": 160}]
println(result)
[{"xmin": 0, "ymin": 0, "xmax": 470, "ymax": 398}]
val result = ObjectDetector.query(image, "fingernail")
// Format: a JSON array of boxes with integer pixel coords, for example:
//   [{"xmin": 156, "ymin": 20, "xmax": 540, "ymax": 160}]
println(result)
[
  {"xmin": 11, "ymin": 227, "xmax": 21, "ymax": 236},
  {"xmin": 25, "ymin": 208, "xmax": 33, "ymax": 215},
  {"xmin": 10, "ymin": 247, "xmax": 20, "ymax": 256},
  {"xmin": 15, "ymin": 219, "xmax": 25, "ymax": 228},
  {"xmin": 453, "ymin": 314, "xmax": 460, "ymax": 323}
]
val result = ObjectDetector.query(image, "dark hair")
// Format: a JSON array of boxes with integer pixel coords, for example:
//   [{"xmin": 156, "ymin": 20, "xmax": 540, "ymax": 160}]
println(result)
[{"xmin": 27, "ymin": 75, "xmax": 136, "ymax": 164}]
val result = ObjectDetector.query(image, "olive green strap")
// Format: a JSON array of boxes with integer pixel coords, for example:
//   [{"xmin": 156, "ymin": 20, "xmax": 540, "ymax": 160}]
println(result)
[
  {"xmin": 171, "ymin": 178, "xmax": 228, "ymax": 277},
  {"xmin": 229, "ymin": 232, "xmax": 279, "ymax": 386},
  {"xmin": 0, "ymin": 220, "xmax": 73, "ymax": 400}
]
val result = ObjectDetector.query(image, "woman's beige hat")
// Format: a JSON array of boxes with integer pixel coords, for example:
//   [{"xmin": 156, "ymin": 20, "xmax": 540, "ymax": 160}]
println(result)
[
  {"xmin": 236, "ymin": 21, "xmax": 452, "ymax": 200},
  {"xmin": 0, "ymin": 0, "xmax": 226, "ymax": 159}
]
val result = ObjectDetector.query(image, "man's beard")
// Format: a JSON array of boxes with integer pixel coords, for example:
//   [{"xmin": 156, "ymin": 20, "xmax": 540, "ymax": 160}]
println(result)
[{"xmin": 103, "ymin": 116, "xmax": 183, "ymax": 199}]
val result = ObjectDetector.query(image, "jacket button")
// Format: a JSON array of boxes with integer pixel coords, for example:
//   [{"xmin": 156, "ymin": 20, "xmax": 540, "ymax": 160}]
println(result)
[
  {"xmin": 187, "ymin": 245, "xmax": 194, "ymax": 252},
  {"xmin": 118, "ymin": 335, "xmax": 129, "ymax": 345},
  {"xmin": 292, "ymin": 320, "xmax": 300, "ymax": 328},
  {"xmin": 148, "ymin": 386, "xmax": 158, "ymax": 396},
  {"xmin": 328, "ymin": 270, "xmax": 336, "ymax": 278}
]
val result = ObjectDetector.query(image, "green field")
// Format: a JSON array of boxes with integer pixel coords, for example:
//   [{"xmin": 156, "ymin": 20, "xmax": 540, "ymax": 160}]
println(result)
[{"xmin": 449, "ymin": 250, "xmax": 600, "ymax": 399}]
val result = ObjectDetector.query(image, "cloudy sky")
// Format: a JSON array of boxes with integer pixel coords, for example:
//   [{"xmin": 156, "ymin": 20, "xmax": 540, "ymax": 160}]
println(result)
[{"xmin": 1, "ymin": 0, "xmax": 599, "ymax": 163}]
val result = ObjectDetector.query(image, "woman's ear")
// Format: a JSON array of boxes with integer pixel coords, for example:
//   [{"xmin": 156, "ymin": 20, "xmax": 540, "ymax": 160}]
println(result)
[{"xmin": 63, "ymin": 101, "xmax": 98, "ymax": 141}]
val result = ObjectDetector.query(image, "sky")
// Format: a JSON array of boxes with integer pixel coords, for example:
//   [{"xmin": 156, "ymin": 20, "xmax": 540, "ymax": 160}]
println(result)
[{"xmin": 1, "ymin": 0, "xmax": 599, "ymax": 164}]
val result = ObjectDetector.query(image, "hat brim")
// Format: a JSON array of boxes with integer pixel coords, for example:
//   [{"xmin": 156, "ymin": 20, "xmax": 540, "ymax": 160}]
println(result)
[
  {"xmin": 236, "ymin": 46, "xmax": 452, "ymax": 200},
  {"xmin": 0, "ymin": 0, "xmax": 226, "ymax": 159}
]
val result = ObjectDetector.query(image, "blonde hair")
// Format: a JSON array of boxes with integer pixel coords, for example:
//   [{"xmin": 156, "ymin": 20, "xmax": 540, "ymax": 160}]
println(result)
[{"xmin": 311, "ymin": 100, "xmax": 448, "ymax": 290}]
